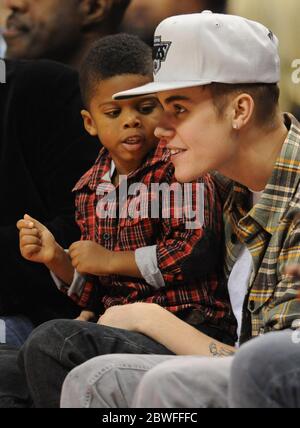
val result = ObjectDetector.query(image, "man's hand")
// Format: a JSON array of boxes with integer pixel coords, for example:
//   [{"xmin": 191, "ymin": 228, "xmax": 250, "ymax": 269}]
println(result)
[
  {"xmin": 69, "ymin": 241, "xmax": 114, "ymax": 276},
  {"xmin": 17, "ymin": 214, "xmax": 59, "ymax": 264},
  {"xmin": 98, "ymin": 303, "xmax": 160, "ymax": 332}
]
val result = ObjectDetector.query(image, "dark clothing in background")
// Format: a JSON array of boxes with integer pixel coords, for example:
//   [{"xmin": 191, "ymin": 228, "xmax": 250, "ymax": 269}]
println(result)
[{"xmin": 0, "ymin": 59, "xmax": 99, "ymax": 324}]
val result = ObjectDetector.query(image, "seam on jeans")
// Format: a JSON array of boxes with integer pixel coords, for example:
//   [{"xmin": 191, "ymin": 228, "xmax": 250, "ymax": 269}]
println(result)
[
  {"xmin": 59, "ymin": 328, "xmax": 91, "ymax": 362},
  {"xmin": 80, "ymin": 363, "xmax": 155, "ymax": 408}
]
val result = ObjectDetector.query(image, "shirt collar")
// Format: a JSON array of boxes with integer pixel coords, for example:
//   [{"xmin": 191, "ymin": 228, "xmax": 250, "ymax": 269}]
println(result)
[{"xmin": 73, "ymin": 142, "xmax": 170, "ymax": 192}]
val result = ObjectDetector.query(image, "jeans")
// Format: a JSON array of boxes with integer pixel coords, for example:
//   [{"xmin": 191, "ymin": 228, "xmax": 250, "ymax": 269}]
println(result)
[
  {"xmin": 61, "ymin": 354, "xmax": 233, "ymax": 408},
  {"xmin": 229, "ymin": 330, "xmax": 300, "ymax": 408},
  {"xmin": 0, "ymin": 316, "xmax": 34, "ymax": 348},
  {"xmin": 0, "ymin": 345, "xmax": 31, "ymax": 408},
  {"xmin": 19, "ymin": 319, "xmax": 174, "ymax": 408}
]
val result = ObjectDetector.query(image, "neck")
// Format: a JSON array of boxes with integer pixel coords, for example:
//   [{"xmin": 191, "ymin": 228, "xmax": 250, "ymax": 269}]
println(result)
[{"xmin": 218, "ymin": 115, "xmax": 289, "ymax": 191}]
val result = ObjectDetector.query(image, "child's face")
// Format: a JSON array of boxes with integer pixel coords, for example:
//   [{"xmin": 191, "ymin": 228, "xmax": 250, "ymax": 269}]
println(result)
[
  {"xmin": 156, "ymin": 86, "xmax": 236, "ymax": 183},
  {"xmin": 82, "ymin": 74, "xmax": 163, "ymax": 175}
]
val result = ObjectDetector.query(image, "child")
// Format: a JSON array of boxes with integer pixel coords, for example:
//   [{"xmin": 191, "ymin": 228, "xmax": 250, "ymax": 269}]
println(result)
[{"xmin": 17, "ymin": 34, "xmax": 236, "ymax": 344}]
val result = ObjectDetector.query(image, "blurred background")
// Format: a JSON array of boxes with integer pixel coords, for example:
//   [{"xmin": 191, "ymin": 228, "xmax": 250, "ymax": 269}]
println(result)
[{"xmin": 0, "ymin": 0, "xmax": 299, "ymax": 117}]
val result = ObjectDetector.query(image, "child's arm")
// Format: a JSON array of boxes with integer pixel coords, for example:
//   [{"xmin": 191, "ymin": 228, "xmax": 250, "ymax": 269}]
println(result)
[
  {"xmin": 68, "ymin": 240, "xmax": 142, "ymax": 278},
  {"xmin": 17, "ymin": 214, "xmax": 74, "ymax": 285},
  {"xmin": 99, "ymin": 303, "xmax": 236, "ymax": 357}
]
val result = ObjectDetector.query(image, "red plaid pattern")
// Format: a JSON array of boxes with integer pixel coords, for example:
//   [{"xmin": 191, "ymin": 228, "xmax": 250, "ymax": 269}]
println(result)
[{"xmin": 68, "ymin": 143, "xmax": 236, "ymax": 337}]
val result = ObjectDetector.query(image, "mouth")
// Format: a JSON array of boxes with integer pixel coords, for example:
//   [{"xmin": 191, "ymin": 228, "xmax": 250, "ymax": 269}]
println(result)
[
  {"xmin": 167, "ymin": 146, "xmax": 188, "ymax": 160},
  {"xmin": 3, "ymin": 17, "xmax": 30, "ymax": 38},
  {"xmin": 122, "ymin": 135, "xmax": 145, "ymax": 152}
]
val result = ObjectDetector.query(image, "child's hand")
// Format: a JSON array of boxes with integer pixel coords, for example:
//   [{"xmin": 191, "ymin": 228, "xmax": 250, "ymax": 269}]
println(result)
[
  {"xmin": 75, "ymin": 310, "xmax": 96, "ymax": 322},
  {"xmin": 69, "ymin": 241, "xmax": 113, "ymax": 276},
  {"xmin": 17, "ymin": 214, "xmax": 58, "ymax": 264}
]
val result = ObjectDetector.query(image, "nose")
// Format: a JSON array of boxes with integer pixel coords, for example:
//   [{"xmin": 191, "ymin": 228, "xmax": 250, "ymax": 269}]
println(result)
[
  {"xmin": 123, "ymin": 113, "xmax": 141, "ymax": 129},
  {"xmin": 4, "ymin": 0, "xmax": 27, "ymax": 12},
  {"xmin": 154, "ymin": 114, "xmax": 175, "ymax": 140}
]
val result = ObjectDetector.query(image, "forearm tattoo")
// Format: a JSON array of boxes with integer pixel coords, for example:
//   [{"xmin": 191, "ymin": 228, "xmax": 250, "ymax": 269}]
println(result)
[{"xmin": 209, "ymin": 342, "xmax": 235, "ymax": 358}]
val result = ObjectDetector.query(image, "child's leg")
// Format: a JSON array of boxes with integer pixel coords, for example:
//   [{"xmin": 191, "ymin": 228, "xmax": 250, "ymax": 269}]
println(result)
[{"xmin": 19, "ymin": 319, "xmax": 174, "ymax": 408}]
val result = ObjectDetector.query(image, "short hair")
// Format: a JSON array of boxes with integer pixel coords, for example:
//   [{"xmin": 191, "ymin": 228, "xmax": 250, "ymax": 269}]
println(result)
[
  {"xmin": 209, "ymin": 83, "xmax": 280, "ymax": 127},
  {"xmin": 80, "ymin": 33, "xmax": 152, "ymax": 107},
  {"xmin": 105, "ymin": 0, "xmax": 132, "ymax": 32}
]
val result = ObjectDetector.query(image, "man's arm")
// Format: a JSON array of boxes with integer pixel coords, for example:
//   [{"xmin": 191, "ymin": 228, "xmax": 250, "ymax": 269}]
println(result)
[{"xmin": 99, "ymin": 303, "xmax": 236, "ymax": 357}]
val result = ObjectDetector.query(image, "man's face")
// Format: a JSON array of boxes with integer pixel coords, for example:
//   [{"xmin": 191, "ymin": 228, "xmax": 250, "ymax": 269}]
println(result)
[
  {"xmin": 121, "ymin": 0, "xmax": 207, "ymax": 44},
  {"xmin": 156, "ymin": 86, "xmax": 236, "ymax": 183},
  {"xmin": 4, "ymin": 0, "xmax": 82, "ymax": 60}
]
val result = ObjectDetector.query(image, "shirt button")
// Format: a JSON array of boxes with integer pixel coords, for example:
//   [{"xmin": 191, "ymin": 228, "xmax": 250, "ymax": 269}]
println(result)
[
  {"xmin": 102, "ymin": 233, "xmax": 111, "ymax": 241},
  {"xmin": 249, "ymin": 300, "xmax": 255, "ymax": 311},
  {"xmin": 231, "ymin": 233, "xmax": 238, "ymax": 244}
]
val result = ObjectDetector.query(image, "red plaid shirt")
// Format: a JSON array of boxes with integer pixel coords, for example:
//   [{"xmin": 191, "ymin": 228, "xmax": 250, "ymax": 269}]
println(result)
[{"xmin": 67, "ymin": 143, "xmax": 236, "ymax": 338}]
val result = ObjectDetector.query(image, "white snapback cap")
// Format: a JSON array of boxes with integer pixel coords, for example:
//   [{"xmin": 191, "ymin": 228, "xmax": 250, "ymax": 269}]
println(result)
[{"xmin": 114, "ymin": 11, "xmax": 280, "ymax": 100}]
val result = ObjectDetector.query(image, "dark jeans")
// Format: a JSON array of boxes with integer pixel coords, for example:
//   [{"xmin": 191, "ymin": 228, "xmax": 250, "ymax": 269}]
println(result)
[
  {"xmin": 18, "ymin": 320, "xmax": 175, "ymax": 408},
  {"xmin": 0, "ymin": 316, "xmax": 34, "ymax": 348},
  {"xmin": 1, "ymin": 318, "xmax": 233, "ymax": 408},
  {"xmin": 0, "ymin": 346, "xmax": 31, "ymax": 408}
]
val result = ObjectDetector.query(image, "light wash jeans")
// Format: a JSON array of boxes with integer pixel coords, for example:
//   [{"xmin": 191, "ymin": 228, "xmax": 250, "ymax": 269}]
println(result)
[
  {"xmin": 0, "ymin": 316, "xmax": 34, "ymax": 348},
  {"xmin": 61, "ymin": 354, "xmax": 233, "ymax": 408},
  {"xmin": 229, "ymin": 330, "xmax": 300, "ymax": 408}
]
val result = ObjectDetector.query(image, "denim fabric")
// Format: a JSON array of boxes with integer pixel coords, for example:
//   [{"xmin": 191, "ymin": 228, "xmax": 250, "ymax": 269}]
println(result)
[
  {"xmin": 61, "ymin": 354, "xmax": 233, "ymax": 408},
  {"xmin": 19, "ymin": 320, "xmax": 175, "ymax": 408},
  {"xmin": 229, "ymin": 330, "xmax": 300, "ymax": 408},
  {"xmin": 0, "ymin": 316, "xmax": 34, "ymax": 348},
  {"xmin": 0, "ymin": 345, "xmax": 31, "ymax": 408},
  {"xmin": 61, "ymin": 354, "xmax": 176, "ymax": 408}
]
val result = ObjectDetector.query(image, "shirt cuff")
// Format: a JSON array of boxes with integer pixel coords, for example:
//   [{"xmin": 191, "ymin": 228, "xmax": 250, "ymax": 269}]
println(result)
[
  {"xmin": 50, "ymin": 269, "xmax": 86, "ymax": 298},
  {"xmin": 135, "ymin": 245, "xmax": 165, "ymax": 289}
]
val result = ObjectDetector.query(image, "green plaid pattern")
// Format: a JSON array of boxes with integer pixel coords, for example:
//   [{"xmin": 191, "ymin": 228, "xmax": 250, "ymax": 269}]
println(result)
[{"xmin": 216, "ymin": 114, "xmax": 300, "ymax": 344}]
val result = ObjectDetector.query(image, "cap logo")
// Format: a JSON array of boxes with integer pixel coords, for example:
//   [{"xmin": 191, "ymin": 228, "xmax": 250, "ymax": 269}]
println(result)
[
  {"xmin": 268, "ymin": 30, "xmax": 274, "ymax": 41},
  {"xmin": 152, "ymin": 36, "xmax": 172, "ymax": 75}
]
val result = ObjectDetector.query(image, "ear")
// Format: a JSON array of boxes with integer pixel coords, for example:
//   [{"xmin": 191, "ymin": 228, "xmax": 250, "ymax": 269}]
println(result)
[
  {"xmin": 79, "ymin": 0, "xmax": 113, "ymax": 28},
  {"xmin": 81, "ymin": 110, "xmax": 98, "ymax": 137},
  {"xmin": 232, "ymin": 93, "xmax": 255, "ymax": 130}
]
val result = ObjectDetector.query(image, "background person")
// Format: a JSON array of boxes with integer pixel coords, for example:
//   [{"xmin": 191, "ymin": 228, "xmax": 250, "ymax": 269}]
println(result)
[
  {"xmin": 2, "ymin": 0, "xmax": 131, "ymax": 69},
  {"xmin": 120, "ymin": 0, "xmax": 226, "ymax": 45}
]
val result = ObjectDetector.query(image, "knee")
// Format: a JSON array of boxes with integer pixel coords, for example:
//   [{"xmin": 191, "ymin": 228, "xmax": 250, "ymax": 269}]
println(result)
[
  {"xmin": 61, "ymin": 354, "xmax": 141, "ymax": 408},
  {"xmin": 229, "ymin": 331, "xmax": 294, "ymax": 407},
  {"xmin": 21, "ymin": 319, "xmax": 75, "ymax": 360},
  {"xmin": 134, "ymin": 363, "xmax": 177, "ymax": 408}
]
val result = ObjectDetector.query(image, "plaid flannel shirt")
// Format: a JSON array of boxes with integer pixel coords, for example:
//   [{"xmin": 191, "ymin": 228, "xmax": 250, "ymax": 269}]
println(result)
[
  {"xmin": 215, "ymin": 114, "xmax": 300, "ymax": 344},
  {"xmin": 64, "ymin": 143, "xmax": 236, "ymax": 338}
]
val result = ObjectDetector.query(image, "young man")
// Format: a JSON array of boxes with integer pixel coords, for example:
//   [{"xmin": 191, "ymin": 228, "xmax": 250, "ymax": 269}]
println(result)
[
  {"xmin": 3, "ymin": 0, "xmax": 131, "ymax": 69},
  {"xmin": 9, "ymin": 33, "xmax": 233, "ymax": 408},
  {"xmin": 60, "ymin": 11, "xmax": 300, "ymax": 408}
]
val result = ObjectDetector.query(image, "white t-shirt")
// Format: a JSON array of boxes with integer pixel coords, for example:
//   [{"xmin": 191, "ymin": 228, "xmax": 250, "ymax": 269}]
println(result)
[{"xmin": 227, "ymin": 190, "xmax": 263, "ymax": 345}]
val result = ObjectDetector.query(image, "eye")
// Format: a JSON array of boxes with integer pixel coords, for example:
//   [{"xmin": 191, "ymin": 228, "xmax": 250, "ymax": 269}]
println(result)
[
  {"xmin": 104, "ymin": 109, "xmax": 121, "ymax": 118},
  {"xmin": 173, "ymin": 104, "xmax": 187, "ymax": 116},
  {"xmin": 138, "ymin": 102, "xmax": 158, "ymax": 115}
]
